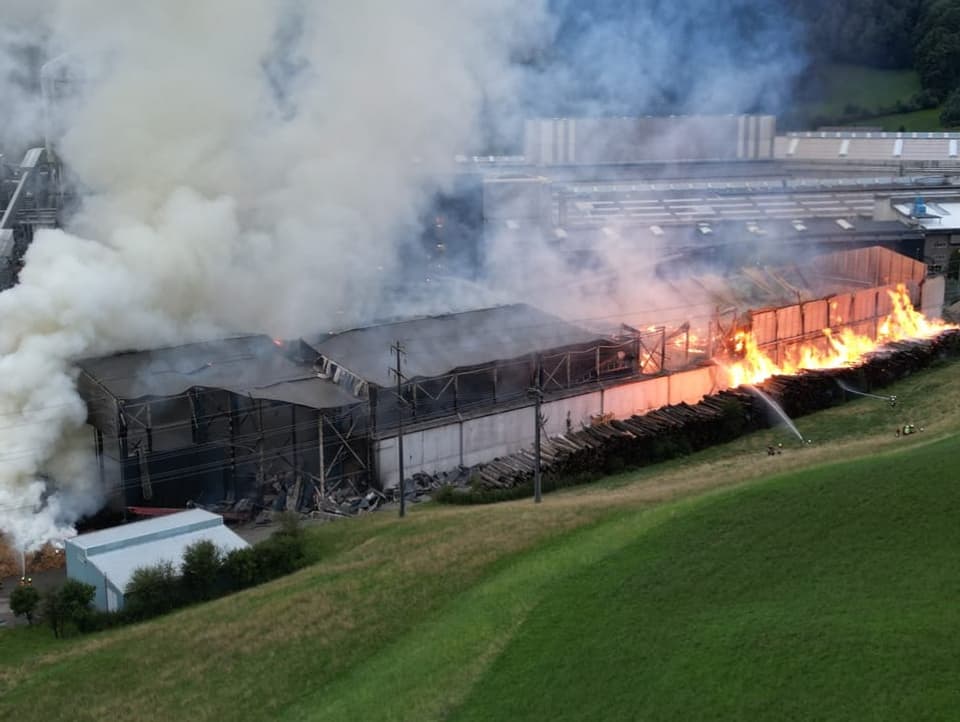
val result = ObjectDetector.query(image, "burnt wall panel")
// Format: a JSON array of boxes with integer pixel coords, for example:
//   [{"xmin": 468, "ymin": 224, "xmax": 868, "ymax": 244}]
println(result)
[
  {"xmin": 496, "ymin": 359, "xmax": 533, "ymax": 402},
  {"xmin": 412, "ymin": 376, "xmax": 457, "ymax": 420},
  {"xmin": 148, "ymin": 396, "xmax": 194, "ymax": 450},
  {"xmin": 803, "ymin": 299, "xmax": 828, "ymax": 336},
  {"xmin": 77, "ymin": 372, "xmax": 119, "ymax": 437},
  {"xmin": 775, "ymin": 304, "xmax": 803, "ymax": 341},
  {"xmin": 876, "ymin": 285, "xmax": 895, "ymax": 317},
  {"xmin": 144, "ymin": 447, "xmax": 228, "ymax": 507},
  {"xmin": 829, "ymin": 293, "xmax": 855, "ymax": 326},
  {"xmin": 751, "ymin": 310, "xmax": 777, "ymax": 346},
  {"xmin": 852, "ymin": 288, "xmax": 878, "ymax": 323},
  {"xmin": 540, "ymin": 351, "xmax": 572, "ymax": 391},
  {"xmin": 569, "ymin": 347, "xmax": 601, "ymax": 384},
  {"xmin": 453, "ymin": 368, "xmax": 496, "ymax": 411},
  {"xmin": 194, "ymin": 388, "xmax": 233, "ymax": 443},
  {"xmin": 597, "ymin": 340, "xmax": 636, "ymax": 379}
]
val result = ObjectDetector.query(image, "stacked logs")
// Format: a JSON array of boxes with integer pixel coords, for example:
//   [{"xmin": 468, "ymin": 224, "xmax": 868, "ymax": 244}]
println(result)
[{"xmin": 455, "ymin": 330, "xmax": 960, "ymax": 494}]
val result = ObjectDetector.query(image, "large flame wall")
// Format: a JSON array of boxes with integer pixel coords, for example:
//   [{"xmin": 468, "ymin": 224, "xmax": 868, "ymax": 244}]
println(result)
[{"xmin": 723, "ymin": 280, "xmax": 952, "ymax": 388}]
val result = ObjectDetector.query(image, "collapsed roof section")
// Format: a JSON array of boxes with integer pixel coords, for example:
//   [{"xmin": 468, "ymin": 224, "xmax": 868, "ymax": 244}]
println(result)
[
  {"xmin": 77, "ymin": 334, "xmax": 357, "ymax": 409},
  {"xmin": 302, "ymin": 303, "xmax": 607, "ymax": 389}
]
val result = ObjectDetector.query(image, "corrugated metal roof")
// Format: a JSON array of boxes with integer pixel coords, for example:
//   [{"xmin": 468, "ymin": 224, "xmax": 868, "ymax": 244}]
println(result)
[
  {"xmin": 894, "ymin": 201, "xmax": 960, "ymax": 230},
  {"xmin": 79, "ymin": 524, "xmax": 248, "ymax": 595},
  {"xmin": 304, "ymin": 304, "xmax": 605, "ymax": 387},
  {"xmin": 77, "ymin": 335, "xmax": 358, "ymax": 409},
  {"xmin": 68, "ymin": 508, "xmax": 221, "ymax": 550}
]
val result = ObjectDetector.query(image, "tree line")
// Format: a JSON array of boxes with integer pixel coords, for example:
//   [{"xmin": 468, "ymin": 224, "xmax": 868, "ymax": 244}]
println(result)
[{"xmin": 791, "ymin": 0, "xmax": 960, "ymax": 124}]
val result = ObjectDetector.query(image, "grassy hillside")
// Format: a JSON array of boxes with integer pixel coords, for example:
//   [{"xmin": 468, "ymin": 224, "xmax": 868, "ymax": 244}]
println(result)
[
  {"xmin": 791, "ymin": 63, "xmax": 952, "ymax": 131},
  {"xmin": 803, "ymin": 64, "xmax": 923, "ymax": 119},
  {"xmin": 864, "ymin": 108, "xmax": 950, "ymax": 132},
  {"xmin": 2, "ymin": 359, "xmax": 960, "ymax": 721},
  {"xmin": 452, "ymin": 436, "xmax": 960, "ymax": 721}
]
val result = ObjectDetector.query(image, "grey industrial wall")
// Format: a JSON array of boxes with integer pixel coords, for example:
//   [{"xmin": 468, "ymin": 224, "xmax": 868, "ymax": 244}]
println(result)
[
  {"xmin": 524, "ymin": 115, "xmax": 776, "ymax": 165},
  {"xmin": 375, "ymin": 365, "xmax": 720, "ymax": 489}
]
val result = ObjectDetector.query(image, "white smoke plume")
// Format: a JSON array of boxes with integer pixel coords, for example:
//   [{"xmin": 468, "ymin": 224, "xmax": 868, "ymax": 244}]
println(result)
[
  {"xmin": 0, "ymin": 2, "xmax": 53, "ymax": 153},
  {"xmin": 0, "ymin": 0, "xmax": 549, "ymax": 550}
]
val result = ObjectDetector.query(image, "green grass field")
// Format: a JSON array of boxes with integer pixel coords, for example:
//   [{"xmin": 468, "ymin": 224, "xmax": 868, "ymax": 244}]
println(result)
[
  {"xmin": 452, "ymin": 436, "xmax": 960, "ymax": 721},
  {"xmin": 792, "ymin": 63, "xmax": 957, "ymax": 131},
  {"xmin": 804, "ymin": 64, "xmax": 923, "ymax": 119},
  {"xmin": 3, "ymin": 360, "xmax": 960, "ymax": 721},
  {"xmin": 863, "ymin": 108, "xmax": 950, "ymax": 132}
]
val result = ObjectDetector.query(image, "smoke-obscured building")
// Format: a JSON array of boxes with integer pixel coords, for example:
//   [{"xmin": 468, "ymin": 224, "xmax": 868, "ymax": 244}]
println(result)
[
  {"xmin": 0, "ymin": 147, "xmax": 60, "ymax": 287},
  {"xmin": 524, "ymin": 115, "xmax": 777, "ymax": 165},
  {"xmin": 776, "ymin": 130, "xmax": 960, "ymax": 166},
  {"xmin": 74, "ymin": 246, "xmax": 944, "ymax": 515},
  {"xmin": 77, "ymin": 335, "xmax": 367, "ymax": 513}
]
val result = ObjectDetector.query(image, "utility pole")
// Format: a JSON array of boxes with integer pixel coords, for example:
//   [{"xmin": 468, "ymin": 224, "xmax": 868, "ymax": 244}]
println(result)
[
  {"xmin": 529, "ymin": 357, "xmax": 543, "ymax": 504},
  {"xmin": 390, "ymin": 341, "xmax": 407, "ymax": 518}
]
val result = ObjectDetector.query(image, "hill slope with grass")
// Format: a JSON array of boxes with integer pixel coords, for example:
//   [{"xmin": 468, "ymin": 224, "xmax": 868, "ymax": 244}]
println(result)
[
  {"xmin": 2, "ymin": 360, "xmax": 960, "ymax": 721},
  {"xmin": 790, "ymin": 64, "xmax": 952, "ymax": 131},
  {"xmin": 450, "ymin": 435, "xmax": 960, "ymax": 721}
]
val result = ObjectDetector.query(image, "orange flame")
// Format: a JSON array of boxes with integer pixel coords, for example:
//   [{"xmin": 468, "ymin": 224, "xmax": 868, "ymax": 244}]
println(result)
[
  {"xmin": 720, "ymin": 284, "xmax": 956, "ymax": 387},
  {"xmin": 672, "ymin": 331, "xmax": 702, "ymax": 350}
]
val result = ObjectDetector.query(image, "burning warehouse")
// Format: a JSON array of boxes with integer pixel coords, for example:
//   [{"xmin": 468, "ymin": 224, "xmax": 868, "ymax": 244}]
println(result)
[
  {"xmin": 74, "ymin": 246, "xmax": 947, "ymax": 518},
  {"xmin": 76, "ymin": 335, "xmax": 368, "ymax": 516},
  {"xmin": 75, "ymin": 305, "xmax": 651, "ymax": 515}
]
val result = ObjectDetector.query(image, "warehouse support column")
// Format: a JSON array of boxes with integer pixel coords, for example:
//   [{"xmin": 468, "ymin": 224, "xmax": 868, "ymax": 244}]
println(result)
[
  {"xmin": 529, "ymin": 357, "xmax": 543, "ymax": 504},
  {"xmin": 391, "ymin": 341, "xmax": 406, "ymax": 518}
]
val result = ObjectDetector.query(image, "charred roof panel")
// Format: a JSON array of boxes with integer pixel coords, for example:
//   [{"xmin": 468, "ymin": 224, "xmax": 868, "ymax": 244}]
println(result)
[
  {"xmin": 304, "ymin": 304, "xmax": 605, "ymax": 387},
  {"xmin": 77, "ymin": 335, "xmax": 358, "ymax": 409}
]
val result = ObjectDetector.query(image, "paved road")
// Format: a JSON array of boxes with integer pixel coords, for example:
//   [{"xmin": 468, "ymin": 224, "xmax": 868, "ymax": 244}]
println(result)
[{"xmin": 0, "ymin": 568, "xmax": 66, "ymax": 629}]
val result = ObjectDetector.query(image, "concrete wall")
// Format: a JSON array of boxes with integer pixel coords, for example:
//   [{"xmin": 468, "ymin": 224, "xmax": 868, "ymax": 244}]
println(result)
[
  {"xmin": 921, "ymin": 275, "xmax": 946, "ymax": 320},
  {"xmin": 524, "ymin": 115, "xmax": 775, "ymax": 165},
  {"xmin": 375, "ymin": 366, "xmax": 720, "ymax": 488}
]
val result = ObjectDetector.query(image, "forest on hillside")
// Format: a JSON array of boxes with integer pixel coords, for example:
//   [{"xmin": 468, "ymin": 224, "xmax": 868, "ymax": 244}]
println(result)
[{"xmin": 793, "ymin": 0, "xmax": 960, "ymax": 123}]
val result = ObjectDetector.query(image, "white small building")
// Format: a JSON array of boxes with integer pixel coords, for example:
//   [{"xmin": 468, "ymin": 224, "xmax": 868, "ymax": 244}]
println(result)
[{"xmin": 65, "ymin": 509, "xmax": 249, "ymax": 612}]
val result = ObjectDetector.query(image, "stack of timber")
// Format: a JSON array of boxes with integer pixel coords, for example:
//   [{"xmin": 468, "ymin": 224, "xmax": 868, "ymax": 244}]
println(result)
[{"xmin": 444, "ymin": 330, "xmax": 960, "ymax": 495}]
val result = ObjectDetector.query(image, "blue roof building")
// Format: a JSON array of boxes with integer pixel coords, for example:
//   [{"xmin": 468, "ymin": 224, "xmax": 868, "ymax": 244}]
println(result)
[{"xmin": 65, "ymin": 509, "xmax": 249, "ymax": 612}]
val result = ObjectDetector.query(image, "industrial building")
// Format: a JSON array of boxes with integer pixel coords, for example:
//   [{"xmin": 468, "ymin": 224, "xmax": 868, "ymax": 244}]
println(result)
[
  {"xmin": 0, "ymin": 147, "xmax": 61, "ymax": 288},
  {"xmin": 77, "ymin": 307, "xmax": 648, "ymax": 509},
  {"xmin": 65, "ymin": 509, "xmax": 248, "ymax": 611},
  {"xmin": 2, "ymin": 112, "xmax": 955, "ymax": 517},
  {"xmin": 429, "ymin": 116, "xmax": 960, "ymax": 281},
  {"xmin": 74, "ymin": 244, "xmax": 942, "ymax": 513},
  {"xmin": 77, "ymin": 335, "xmax": 367, "ymax": 513},
  {"xmin": 523, "ymin": 115, "xmax": 777, "ymax": 165},
  {"xmin": 776, "ymin": 130, "xmax": 960, "ymax": 166},
  {"xmin": 876, "ymin": 192, "xmax": 960, "ymax": 274}
]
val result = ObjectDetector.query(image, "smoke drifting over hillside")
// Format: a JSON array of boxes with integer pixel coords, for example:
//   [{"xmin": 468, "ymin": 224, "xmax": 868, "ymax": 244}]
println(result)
[{"xmin": 0, "ymin": 0, "xmax": 809, "ymax": 550}]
